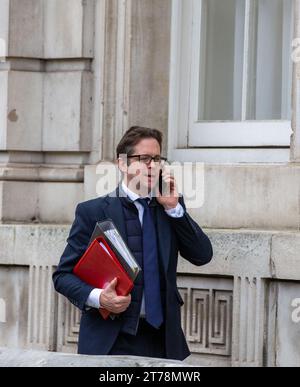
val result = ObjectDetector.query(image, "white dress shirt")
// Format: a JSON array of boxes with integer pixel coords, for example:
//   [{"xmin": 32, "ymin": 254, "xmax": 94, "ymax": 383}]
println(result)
[{"xmin": 85, "ymin": 181, "xmax": 184, "ymax": 311}]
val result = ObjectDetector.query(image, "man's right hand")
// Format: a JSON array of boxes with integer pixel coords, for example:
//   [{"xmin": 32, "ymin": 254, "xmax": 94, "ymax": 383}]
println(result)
[{"xmin": 99, "ymin": 278, "xmax": 131, "ymax": 314}]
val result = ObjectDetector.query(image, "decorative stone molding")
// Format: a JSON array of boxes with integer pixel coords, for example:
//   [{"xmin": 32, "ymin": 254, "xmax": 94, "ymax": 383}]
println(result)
[
  {"xmin": 56, "ymin": 295, "xmax": 81, "ymax": 353},
  {"xmin": 27, "ymin": 265, "xmax": 57, "ymax": 351},
  {"xmin": 231, "ymin": 277, "xmax": 265, "ymax": 367},
  {"xmin": 178, "ymin": 277, "xmax": 233, "ymax": 357}
]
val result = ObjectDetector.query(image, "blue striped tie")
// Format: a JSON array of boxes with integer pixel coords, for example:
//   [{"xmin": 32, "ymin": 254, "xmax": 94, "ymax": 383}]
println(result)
[{"xmin": 137, "ymin": 198, "xmax": 163, "ymax": 328}]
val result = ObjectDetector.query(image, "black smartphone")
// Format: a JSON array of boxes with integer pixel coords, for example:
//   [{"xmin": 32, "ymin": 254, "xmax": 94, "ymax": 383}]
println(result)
[
  {"xmin": 159, "ymin": 169, "xmax": 167, "ymax": 196},
  {"xmin": 159, "ymin": 170, "xmax": 163, "ymax": 195}
]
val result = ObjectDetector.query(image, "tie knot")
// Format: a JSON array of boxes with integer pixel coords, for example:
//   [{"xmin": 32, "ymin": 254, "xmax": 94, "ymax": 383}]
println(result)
[{"xmin": 137, "ymin": 198, "xmax": 150, "ymax": 208}]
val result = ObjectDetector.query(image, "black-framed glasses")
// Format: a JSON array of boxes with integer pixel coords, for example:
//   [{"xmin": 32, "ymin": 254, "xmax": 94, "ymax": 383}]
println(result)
[{"xmin": 127, "ymin": 154, "xmax": 168, "ymax": 165}]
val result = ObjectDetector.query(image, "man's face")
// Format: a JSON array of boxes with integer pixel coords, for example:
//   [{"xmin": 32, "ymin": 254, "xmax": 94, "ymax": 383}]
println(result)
[{"xmin": 122, "ymin": 138, "xmax": 162, "ymax": 195}]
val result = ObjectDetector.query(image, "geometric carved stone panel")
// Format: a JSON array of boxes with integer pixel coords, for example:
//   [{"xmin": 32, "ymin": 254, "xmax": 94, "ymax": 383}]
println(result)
[
  {"xmin": 177, "ymin": 276, "xmax": 233, "ymax": 356},
  {"xmin": 55, "ymin": 275, "xmax": 233, "ymax": 356}
]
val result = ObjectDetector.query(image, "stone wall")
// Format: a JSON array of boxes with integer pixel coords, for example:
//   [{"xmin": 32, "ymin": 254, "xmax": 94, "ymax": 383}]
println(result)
[
  {"xmin": 0, "ymin": 0, "xmax": 300, "ymax": 367},
  {"xmin": 0, "ymin": 0, "xmax": 94, "ymax": 223},
  {"xmin": 0, "ymin": 225, "xmax": 300, "ymax": 366}
]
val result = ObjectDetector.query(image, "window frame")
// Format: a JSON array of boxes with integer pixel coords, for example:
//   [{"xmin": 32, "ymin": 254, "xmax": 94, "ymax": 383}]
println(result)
[{"xmin": 168, "ymin": 0, "xmax": 294, "ymax": 162}]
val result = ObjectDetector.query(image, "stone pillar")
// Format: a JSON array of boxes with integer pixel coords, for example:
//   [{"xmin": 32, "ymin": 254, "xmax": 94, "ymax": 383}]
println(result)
[
  {"xmin": 291, "ymin": 0, "xmax": 300, "ymax": 162},
  {"xmin": 85, "ymin": 0, "xmax": 172, "ymax": 199},
  {"xmin": 231, "ymin": 277, "xmax": 265, "ymax": 367},
  {"xmin": 0, "ymin": 0, "xmax": 95, "ymax": 223},
  {"xmin": 100, "ymin": 0, "xmax": 171, "ymax": 162},
  {"xmin": 128, "ymin": 0, "xmax": 172, "ymax": 157}
]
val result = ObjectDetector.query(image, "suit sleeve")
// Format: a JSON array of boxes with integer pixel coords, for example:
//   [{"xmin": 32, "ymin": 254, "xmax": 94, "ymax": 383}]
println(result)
[
  {"xmin": 167, "ymin": 196, "xmax": 213, "ymax": 266},
  {"xmin": 52, "ymin": 203, "xmax": 95, "ymax": 311}
]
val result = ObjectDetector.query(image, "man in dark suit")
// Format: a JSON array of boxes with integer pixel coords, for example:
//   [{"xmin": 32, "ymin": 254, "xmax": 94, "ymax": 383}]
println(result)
[{"xmin": 53, "ymin": 126, "xmax": 213, "ymax": 360}]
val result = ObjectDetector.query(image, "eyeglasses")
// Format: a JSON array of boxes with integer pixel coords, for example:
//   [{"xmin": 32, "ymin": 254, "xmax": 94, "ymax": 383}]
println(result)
[{"xmin": 127, "ymin": 154, "xmax": 167, "ymax": 165}]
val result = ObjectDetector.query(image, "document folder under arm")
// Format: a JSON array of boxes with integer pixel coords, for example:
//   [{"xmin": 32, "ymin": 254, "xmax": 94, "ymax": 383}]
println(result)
[
  {"xmin": 74, "ymin": 236, "xmax": 134, "ymax": 319},
  {"xmin": 73, "ymin": 220, "xmax": 141, "ymax": 320},
  {"xmin": 88, "ymin": 219, "xmax": 141, "ymax": 281}
]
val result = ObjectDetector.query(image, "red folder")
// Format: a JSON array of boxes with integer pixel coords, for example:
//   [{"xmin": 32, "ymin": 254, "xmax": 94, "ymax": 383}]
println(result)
[{"xmin": 73, "ymin": 236, "xmax": 134, "ymax": 320}]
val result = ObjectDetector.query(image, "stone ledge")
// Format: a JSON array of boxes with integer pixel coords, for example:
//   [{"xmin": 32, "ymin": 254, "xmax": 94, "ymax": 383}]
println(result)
[
  {"xmin": 0, "ymin": 165, "xmax": 84, "ymax": 182},
  {"xmin": 0, "ymin": 182, "xmax": 83, "ymax": 223},
  {"xmin": 178, "ymin": 229, "xmax": 300, "ymax": 280},
  {"xmin": 84, "ymin": 164, "xmax": 300, "ymax": 230},
  {"xmin": 0, "ymin": 225, "xmax": 299, "ymax": 280},
  {"xmin": 0, "ymin": 58, "xmax": 93, "ymax": 73},
  {"xmin": 0, "ymin": 347, "xmax": 187, "ymax": 367}
]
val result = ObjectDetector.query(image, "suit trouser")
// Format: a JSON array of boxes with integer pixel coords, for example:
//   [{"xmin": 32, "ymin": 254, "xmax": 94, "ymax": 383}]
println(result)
[{"xmin": 108, "ymin": 318, "xmax": 166, "ymax": 358}]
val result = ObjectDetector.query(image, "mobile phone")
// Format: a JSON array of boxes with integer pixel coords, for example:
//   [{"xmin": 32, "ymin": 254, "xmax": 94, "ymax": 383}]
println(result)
[{"xmin": 159, "ymin": 169, "xmax": 167, "ymax": 196}]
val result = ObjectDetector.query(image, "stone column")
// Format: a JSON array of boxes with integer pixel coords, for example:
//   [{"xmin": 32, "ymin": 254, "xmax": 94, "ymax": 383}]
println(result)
[
  {"xmin": 84, "ymin": 0, "xmax": 172, "ymax": 199},
  {"xmin": 100, "ymin": 0, "xmax": 171, "ymax": 162},
  {"xmin": 128, "ymin": 0, "xmax": 172, "ymax": 157},
  {"xmin": 0, "ymin": 0, "xmax": 95, "ymax": 223},
  {"xmin": 231, "ymin": 277, "xmax": 266, "ymax": 367}
]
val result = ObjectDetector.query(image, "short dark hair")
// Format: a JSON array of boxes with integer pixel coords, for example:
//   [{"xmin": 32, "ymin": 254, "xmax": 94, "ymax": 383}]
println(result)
[{"xmin": 116, "ymin": 126, "xmax": 163, "ymax": 158}]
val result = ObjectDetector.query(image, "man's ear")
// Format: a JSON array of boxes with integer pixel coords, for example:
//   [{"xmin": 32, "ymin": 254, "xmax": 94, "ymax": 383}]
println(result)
[{"xmin": 118, "ymin": 156, "xmax": 128, "ymax": 174}]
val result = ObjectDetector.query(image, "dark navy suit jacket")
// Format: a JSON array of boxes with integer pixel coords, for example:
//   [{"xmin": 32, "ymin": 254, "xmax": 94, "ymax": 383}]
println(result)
[{"xmin": 52, "ymin": 188, "xmax": 213, "ymax": 360}]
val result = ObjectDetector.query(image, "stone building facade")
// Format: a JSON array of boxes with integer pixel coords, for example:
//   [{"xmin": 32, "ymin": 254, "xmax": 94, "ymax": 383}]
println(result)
[{"xmin": 0, "ymin": 0, "xmax": 300, "ymax": 366}]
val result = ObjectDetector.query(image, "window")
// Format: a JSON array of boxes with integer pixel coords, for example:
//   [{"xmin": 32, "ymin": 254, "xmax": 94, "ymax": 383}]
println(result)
[{"xmin": 169, "ymin": 0, "xmax": 294, "ymax": 162}]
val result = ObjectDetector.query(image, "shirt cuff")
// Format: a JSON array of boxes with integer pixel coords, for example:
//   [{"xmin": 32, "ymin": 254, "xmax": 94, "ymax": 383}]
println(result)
[
  {"xmin": 86, "ymin": 288, "xmax": 103, "ymax": 309},
  {"xmin": 165, "ymin": 203, "xmax": 185, "ymax": 218}
]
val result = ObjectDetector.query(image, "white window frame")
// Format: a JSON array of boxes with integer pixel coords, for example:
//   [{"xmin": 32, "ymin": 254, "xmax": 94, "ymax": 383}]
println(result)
[{"xmin": 168, "ymin": 0, "xmax": 294, "ymax": 163}]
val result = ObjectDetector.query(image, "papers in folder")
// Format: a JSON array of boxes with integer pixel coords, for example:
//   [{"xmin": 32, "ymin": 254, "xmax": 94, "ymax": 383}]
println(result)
[
  {"xmin": 74, "ymin": 219, "xmax": 141, "ymax": 320},
  {"xmin": 88, "ymin": 220, "xmax": 141, "ymax": 281}
]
